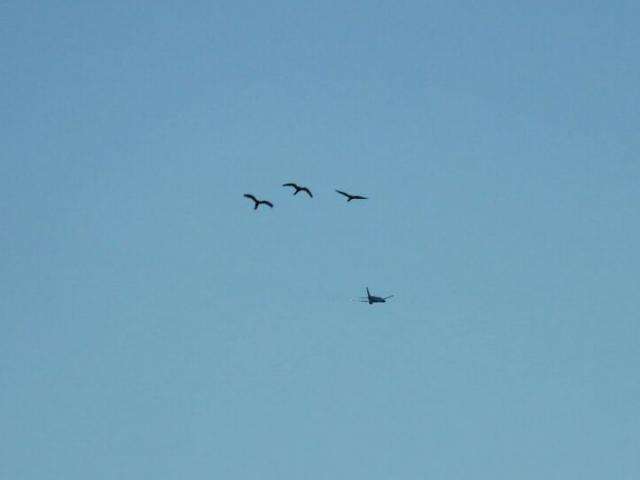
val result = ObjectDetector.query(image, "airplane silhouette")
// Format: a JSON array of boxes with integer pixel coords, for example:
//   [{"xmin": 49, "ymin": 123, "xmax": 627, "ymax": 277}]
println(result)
[
  {"xmin": 243, "ymin": 194, "xmax": 274, "ymax": 210},
  {"xmin": 335, "ymin": 189, "xmax": 368, "ymax": 202},
  {"xmin": 283, "ymin": 183, "xmax": 313, "ymax": 197},
  {"xmin": 358, "ymin": 287, "xmax": 394, "ymax": 304}
]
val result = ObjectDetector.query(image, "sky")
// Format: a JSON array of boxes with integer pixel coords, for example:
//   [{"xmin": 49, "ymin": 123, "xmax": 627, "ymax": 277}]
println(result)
[{"xmin": 2, "ymin": 1, "xmax": 639, "ymax": 478}]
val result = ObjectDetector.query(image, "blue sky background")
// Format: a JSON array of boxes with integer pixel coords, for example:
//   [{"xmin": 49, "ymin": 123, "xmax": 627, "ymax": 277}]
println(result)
[{"xmin": 2, "ymin": 1, "xmax": 639, "ymax": 478}]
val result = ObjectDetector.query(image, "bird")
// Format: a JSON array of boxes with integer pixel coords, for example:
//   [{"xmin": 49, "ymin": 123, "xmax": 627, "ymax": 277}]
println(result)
[
  {"xmin": 282, "ymin": 182, "xmax": 313, "ymax": 198},
  {"xmin": 244, "ymin": 194, "xmax": 274, "ymax": 210},
  {"xmin": 335, "ymin": 189, "xmax": 368, "ymax": 202}
]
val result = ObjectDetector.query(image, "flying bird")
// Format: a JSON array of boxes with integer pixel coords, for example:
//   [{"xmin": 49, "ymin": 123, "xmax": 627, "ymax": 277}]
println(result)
[
  {"xmin": 243, "ymin": 194, "xmax": 274, "ymax": 210},
  {"xmin": 282, "ymin": 182, "xmax": 313, "ymax": 198},
  {"xmin": 335, "ymin": 189, "xmax": 368, "ymax": 202}
]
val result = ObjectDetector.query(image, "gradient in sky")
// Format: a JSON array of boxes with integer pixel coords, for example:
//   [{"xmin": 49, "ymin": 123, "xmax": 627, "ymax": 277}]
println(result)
[{"xmin": 2, "ymin": 2, "xmax": 639, "ymax": 478}]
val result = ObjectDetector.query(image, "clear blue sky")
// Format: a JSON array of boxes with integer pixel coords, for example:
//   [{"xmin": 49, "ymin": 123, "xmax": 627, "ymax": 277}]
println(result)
[{"xmin": 2, "ymin": 1, "xmax": 639, "ymax": 478}]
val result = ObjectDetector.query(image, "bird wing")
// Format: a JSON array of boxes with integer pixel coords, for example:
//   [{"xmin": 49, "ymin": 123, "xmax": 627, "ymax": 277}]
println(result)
[
  {"xmin": 352, "ymin": 195, "xmax": 368, "ymax": 200},
  {"xmin": 282, "ymin": 183, "xmax": 297, "ymax": 188},
  {"xmin": 244, "ymin": 194, "xmax": 258, "ymax": 202},
  {"xmin": 261, "ymin": 200, "xmax": 274, "ymax": 208},
  {"xmin": 301, "ymin": 187, "xmax": 313, "ymax": 197},
  {"xmin": 335, "ymin": 189, "xmax": 350, "ymax": 198}
]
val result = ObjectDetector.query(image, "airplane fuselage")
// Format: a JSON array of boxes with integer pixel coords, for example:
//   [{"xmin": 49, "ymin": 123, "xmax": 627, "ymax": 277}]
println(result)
[{"xmin": 368, "ymin": 296, "xmax": 386, "ymax": 304}]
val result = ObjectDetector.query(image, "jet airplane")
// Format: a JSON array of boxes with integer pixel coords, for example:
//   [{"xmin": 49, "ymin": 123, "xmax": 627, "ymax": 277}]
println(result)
[{"xmin": 358, "ymin": 287, "xmax": 394, "ymax": 305}]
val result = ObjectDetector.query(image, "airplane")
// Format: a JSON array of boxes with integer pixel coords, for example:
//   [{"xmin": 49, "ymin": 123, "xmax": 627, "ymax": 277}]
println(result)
[{"xmin": 357, "ymin": 287, "xmax": 394, "ymax": 305}]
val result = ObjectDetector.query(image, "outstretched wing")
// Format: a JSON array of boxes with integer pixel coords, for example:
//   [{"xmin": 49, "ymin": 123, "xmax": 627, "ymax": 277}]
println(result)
[
  {"xmin": 351, "ymin": 194, "xmax": 368, "ymax": 200},
  {"xmin": 261, "ymin": 200, "xmax": 274, "ymax": 208},
  {"xmin": 300, "ymin": 187, "xmax": 313, "ymax": 198},
  {"xmin": 335, "ymin": 189, "xmax": 351, "ymax": 198},
  {"xmin": 244, "ymin": 193, "xmax": 258, "ymax": 202},
  {"xmin": 282, "ymin": 183, "xmax": 297, "ymax": 188}
]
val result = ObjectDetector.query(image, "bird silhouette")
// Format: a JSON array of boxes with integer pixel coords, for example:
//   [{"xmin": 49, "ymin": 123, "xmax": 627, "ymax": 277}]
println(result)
[
  {"xmin": 282, "ymin": 182, "xmax": 313, "ymax": 198},
  {"xmin": 244, "ymin": 194, "xmax": 274, "ymax": 210},
  {"xmin": 335, "ymin": 189, "xmax": 368, "ymax": 202}
]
